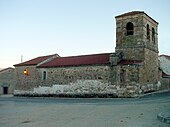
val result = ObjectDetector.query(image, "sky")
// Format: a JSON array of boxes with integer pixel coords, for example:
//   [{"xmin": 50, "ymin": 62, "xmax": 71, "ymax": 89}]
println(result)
[{"xmin": 0, "ymin": 0, "xmax": 170, "ymax": 68}]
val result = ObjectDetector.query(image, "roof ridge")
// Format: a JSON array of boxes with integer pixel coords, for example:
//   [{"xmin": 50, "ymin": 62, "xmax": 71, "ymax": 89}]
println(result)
[
  {"xmin": 60, "ymin": 52, "xmax": 111, "ymax": 58},
  {"xmin": 0, "ymin": 67, "xmax": 14, "ymax": 73},
  {"xmin": 14, "ymin": 54, "xmax": 59, "ymax": 67},
  {"xmin": 36, "ymin": 53, "xmax": 58, "ymax": 58}
]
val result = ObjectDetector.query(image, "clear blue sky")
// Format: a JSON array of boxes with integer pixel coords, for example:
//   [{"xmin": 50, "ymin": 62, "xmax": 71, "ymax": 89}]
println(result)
[{"xmin": 0, "ymin": 0, "xmax": 170, "ymax": 68}]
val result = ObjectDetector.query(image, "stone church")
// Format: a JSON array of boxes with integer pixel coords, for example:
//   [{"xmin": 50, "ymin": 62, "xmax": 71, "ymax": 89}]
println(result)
[{"xmin": 11, "ymin": 11, "xmax": 168, "ymax": 97}]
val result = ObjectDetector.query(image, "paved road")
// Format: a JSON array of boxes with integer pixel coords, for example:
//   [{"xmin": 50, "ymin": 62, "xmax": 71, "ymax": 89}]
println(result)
[{"xmin": 0, "ymin": 92, "xmax": 170, "ymax": 127}]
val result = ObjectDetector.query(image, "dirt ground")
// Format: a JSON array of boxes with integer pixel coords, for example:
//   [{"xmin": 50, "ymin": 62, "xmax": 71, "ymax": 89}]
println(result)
[{"xmin": 0, "ymin": 93, "xmax": 170, "ymax": 127}]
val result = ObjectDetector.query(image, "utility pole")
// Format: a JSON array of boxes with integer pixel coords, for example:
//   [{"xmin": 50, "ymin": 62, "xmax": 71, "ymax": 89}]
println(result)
[{"xmin": 21, "ymin": 55, "xmax": 23, "ymax": 63}]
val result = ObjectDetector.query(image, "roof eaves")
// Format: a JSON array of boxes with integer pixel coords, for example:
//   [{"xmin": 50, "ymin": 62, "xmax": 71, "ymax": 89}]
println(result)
[
  {"xmin": 115, "ymin": 11, "xmax": 158, "ymax": 24},
  {"xmin": 14, "ymin": 64, "xmax": 37, "ymax": 67},
  {"xmin": 38, "ymin": 63, "xmax": 110, "ymax": 68}
]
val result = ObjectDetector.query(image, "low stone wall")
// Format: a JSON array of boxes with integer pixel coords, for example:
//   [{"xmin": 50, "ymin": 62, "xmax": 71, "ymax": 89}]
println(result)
[{"xmin": 14, "ymin": 80, "xmax": 162, "ymax": 98}]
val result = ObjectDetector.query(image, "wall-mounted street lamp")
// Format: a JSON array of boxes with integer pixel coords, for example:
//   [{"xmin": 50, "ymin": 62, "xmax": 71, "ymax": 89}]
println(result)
[{"xmin": 23, "ymin": 69, "xmax": 29, "ymax": 75}]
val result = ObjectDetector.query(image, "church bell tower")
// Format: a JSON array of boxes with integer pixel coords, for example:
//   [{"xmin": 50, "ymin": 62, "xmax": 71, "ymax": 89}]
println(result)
[{"xmin": 115, "ymin": 11, "xmax": 159, "ymax": 84}]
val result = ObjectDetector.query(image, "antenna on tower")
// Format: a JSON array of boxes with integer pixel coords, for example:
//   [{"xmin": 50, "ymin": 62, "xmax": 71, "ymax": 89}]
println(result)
[{"xmin": 21, "ymin": 55, "xmax": 23, "ymax": 63}]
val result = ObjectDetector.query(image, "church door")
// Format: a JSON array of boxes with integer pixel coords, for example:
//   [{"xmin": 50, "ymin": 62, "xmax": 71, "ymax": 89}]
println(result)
[{"xmin": 3, "ymin": 87, "xmax": 8, "ymax": 94}]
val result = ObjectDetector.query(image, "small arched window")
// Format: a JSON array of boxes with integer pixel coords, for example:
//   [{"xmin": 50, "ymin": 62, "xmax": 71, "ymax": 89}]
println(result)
[
  {"xmin": 126, "ymin": 22, "xmax": 134, "ymax": 36},
  {"xmin": 152, "ymin": 28, "xmax": 155, "ymax": 44},
  {"xmin": 120, "ymin": 69, "xmax": 126, "ymax": 82},
  {"xmin": 147, "ymin": 24, "xmax": 150, "ymax": 40},
  {"xmin": 43, "ymin": 71, "xmax": 47, "ymax": 80}
]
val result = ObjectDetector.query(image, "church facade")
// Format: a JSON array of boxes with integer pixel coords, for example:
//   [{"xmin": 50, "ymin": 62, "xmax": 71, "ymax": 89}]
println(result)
[{"xmin": 13, "ymin": 11, "xmax": 164, "ymax": 97}]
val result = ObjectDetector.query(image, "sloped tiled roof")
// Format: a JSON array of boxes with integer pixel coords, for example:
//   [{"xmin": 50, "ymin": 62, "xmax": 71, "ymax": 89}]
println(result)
[
  {"xmin": 0, "ymin": 67, "xmax": 14, "ymax": 73},
  {"xmin": 160, "ymin": 55, "xmax": 170, "ymax": 60},
  {"xmin": 159, "ymin": 55, "xmax": 170, "ymax": 76},
  {"xmin": 115, "ymin": 11, "xmax": 144, "ymax": 18},
  {"xmin": 14, "ymin": 54, "xmax": 56, "ymax": 67},
  {"xmin": 115, "ymin": 11, "xmax": 158, "ymax": 24},
  {"xmin": 38, "ymin": 53, "xmax": 111, "ymax": 68}
]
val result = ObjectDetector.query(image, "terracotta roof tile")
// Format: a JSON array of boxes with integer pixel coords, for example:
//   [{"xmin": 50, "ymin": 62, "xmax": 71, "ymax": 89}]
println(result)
[
  {"xmin": 160, "ymin": 55, "xmax": 170, "ymax": 60},
  {"xmin": 115, "ymin": 11, "xmax": 158, "ymax": 24},
  {"xmin": 0, "ymin": 67, "xmax": 14, "ymax": 73},
  {"xmin": 115, "ymin": 11, "xmax": 144, "ymax": 18},
  {"xmin": 38, "ymin": 53, "xmax": 111, "ymax": 68},
  {"xmin": 14, "ymin": 54, "xmax": 56, "ymax": 67}
]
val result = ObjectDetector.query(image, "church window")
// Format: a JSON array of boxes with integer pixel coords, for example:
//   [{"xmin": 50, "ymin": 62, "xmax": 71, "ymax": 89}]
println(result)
[
  {"xmin": 43, "ymin": 71, "xmax": 47, "ymax": 80},
  {"xmin": 152, "ymin": 28, "xmax": 155, "ymax": 44},
  {"xmin": 126, "ymin": 22, "xmax": 134, "ymax": 35},
  {"xmin": 120, "ymin": 69, "xmax": 126, "ymax": 82},
  {"xmin": 147, "ymin": 24, "xmax": 150, "ymax": 40}
]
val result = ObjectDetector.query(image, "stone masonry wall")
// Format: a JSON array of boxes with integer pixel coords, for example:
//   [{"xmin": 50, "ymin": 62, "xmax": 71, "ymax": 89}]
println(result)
[
  {"xmin": 0, "ymin": 68, "xmax": 16, "ymax": 94},
  {"xmin": 116, "ymin": 47, "xmax": 145, "ymax": 60},
  {"xmin": 115, "ymin": 14, "xmax": 145, "ymax": 60},
  {"xmin": 15, "ymin": 66, "xmax": 41, "ymax": 90},
  {"xmin": 116, "ymin": 14, "xmax": 144, "ymax": 46},
  {"xmin": 39, "ymin": 65, "xmax": 111, "ymax": 87},
  {"xmin": 119, "ymin": 65, "xmax": 139, "ymax": 84},
  {"xmin": 160, "ymin": 78, "xmax": 170, "ymax": 89},
  {"xmin": 139, "ymin": 49, "xmax": 159, "ymax": 84},
  {"xmin": 142, "ymin": 14, "xmax": 158, "ymax": 52}
]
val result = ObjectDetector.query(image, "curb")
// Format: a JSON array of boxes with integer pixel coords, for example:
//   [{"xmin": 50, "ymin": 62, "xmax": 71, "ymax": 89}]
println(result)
[
  {"xmin": 0, "ymin": 94, "xmax": 13, "ymax": 97},
  {"xmin": 157, "ymin": 111, "xmax": 170, "ymax": 124},
  {"xmin": 138, "ymin": 89, "xmax": 170, "ymax": 98}
]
